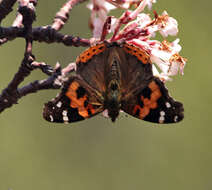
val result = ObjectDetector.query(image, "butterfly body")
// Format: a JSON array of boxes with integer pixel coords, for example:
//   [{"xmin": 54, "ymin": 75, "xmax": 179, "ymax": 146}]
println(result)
[
  {"xmin": 43, "ymin": 41, "xmax": 184, "ymax": 124},
  {"xmin": 104, "ymin": 46, "xmax": 122, "ymax": 122}
]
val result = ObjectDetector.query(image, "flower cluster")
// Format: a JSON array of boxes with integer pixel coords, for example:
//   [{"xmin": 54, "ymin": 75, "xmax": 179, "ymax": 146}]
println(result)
[{"xmin": 87, "ymin": 0, "xmax": 186, "ymax": 81}]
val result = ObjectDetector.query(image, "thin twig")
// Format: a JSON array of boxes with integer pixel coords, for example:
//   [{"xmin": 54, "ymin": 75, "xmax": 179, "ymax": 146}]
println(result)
[
  {"xmin": 52, "ymin": 0, "xmax": 88, "ymax": 31},
  {"xmin": 0, "ymin": 62, "xmax": 76, "ymax": 113}
]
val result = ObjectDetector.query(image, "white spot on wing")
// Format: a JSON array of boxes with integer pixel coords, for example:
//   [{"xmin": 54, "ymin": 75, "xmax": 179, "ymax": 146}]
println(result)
[
  {"xmin": 56, "ymin": 101, "xmax": 62, "ymax": 108},
  {"xmin": 166, "ymin": 102, "xmax": 171, "ymax": 108},
  {"xmin": 62, "ymin": 110, "xmax": 68, "ymax": 116},
  {"xmin": 62, "ymin": 110, "xmax": 69, "ymax": 123},
  {"xmin": 159, "ymin": 116, "xmax": 165, "ymax": 123},
  {"xmin": 49, "ymin": 115, "xmax": 54, "ymax": 122},
  {"xmin": 160, "ymin": 111, "xmax": 165, "ymax": 116},
  {"xmin": 63, "ymin": 116, "xmax": 69, "ymax": 122},
  {"xmin": 174, "ymin": 115, "xmax": 178, "ymax": 122}
]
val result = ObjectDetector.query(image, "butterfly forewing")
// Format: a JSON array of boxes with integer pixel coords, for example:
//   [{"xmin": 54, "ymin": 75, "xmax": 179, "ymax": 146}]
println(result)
[
  {"xmin": 114, "ymin": 43, "xmax": 154, "ymax": 97},
  {"xmin": 76, "ymin": 43, "xmax": 108, "ymax": 94}
]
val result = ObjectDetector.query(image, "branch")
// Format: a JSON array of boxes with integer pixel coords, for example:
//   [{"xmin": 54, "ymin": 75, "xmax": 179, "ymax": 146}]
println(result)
[
  {"xmin": 0, "ymin": 0, "xmax": 90, "ymax": 115},
  {"xmin": 0, "ymin": 26, "xmax": 91, "ymax": 46},
  {"xmin": 0, "ymin": 63, "xmax": 76, "ymax": 113},
  {"xmin": 0, "ymin": 55, "xmax": 34, "ymax": 112},
  {"xmin": 0, "ymin": 0, "xmax": 38, "ymax": 112},
  {"xmin": 0, "ymin": 0, "xmax": 17, "ymax": 22},
  {"xmin": 0, "ymin": 13, "xmax": 23, "ymax": 45},
  {"xmin": 52, "ymin": 0, "xmax": 88, "ymax": 31},
  {"xmin": 18, "ymin": 62, "xmax": 76, "ymax": 96}
]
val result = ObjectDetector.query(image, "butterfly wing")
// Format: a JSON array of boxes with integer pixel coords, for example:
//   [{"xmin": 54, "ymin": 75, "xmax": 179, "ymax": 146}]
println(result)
[
  {"xmin": 76, "ymin": 43, "xmax": 107, "ymax": 94},
  {"xmin": 121, "ymin": 77, "xmax": 184, "ymax": 124},
  {"xmin": 43, "ymin": 76, "xmax": 104, "ymax": 123},
  {"xmin": 117, "ymin": 43, "xmax": 154, "ymax": 96}
]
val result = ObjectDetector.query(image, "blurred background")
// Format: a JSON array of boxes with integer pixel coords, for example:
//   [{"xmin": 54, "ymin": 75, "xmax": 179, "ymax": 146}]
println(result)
[{"xmin": 0, "ymin": 0, "xmax": 212, "ymax": 190}]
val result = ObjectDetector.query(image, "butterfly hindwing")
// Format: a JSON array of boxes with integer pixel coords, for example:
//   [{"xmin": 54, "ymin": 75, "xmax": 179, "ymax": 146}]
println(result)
[
  {"xmin": 121, "ymin": 77, "xmax": 184, "ymax": 124},
  {"xmin": 43, "ymin": 76, "xmax": 104, "ymax": 123}
]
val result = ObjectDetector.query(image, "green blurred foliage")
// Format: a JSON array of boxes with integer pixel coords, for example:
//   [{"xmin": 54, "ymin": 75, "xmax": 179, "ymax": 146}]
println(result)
[{"xmin": 0, "ymin": 0, "xmax": 212, "ymax": 190}]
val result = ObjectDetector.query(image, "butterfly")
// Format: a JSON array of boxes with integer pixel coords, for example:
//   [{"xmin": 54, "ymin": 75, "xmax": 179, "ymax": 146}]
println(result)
[{"xmin": 43, "ymin": 41, "xmax": 184, "ymax": 124}]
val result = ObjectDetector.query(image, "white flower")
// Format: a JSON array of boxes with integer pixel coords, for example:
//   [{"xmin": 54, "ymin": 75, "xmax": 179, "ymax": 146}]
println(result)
[
  {"xmin": 105, "ymin": 0, "xmax": 149, "ymax": 9},
  {"xmin": 122, "ymin": 13, "xmax": 152, "ymax": 33},
  {"xmin": 157, "ymin": 11, "xmax": 178, "ymax": 37},
  {"xmin": 87, "ymin": 0, "xmax": 116, "ymax": 38},
  {"xmin": 92, "ymin": 17, "xmax": 105, "ymax": 38},
  {"xmin": 128, "ymin": 38, "xmax": 186, "ymax": 80},
  {"xmin": 87, "ymin": 0, "xmax": 186, "ymax": 81},
  {"xmin": 87, "ymin": 0, "xmax": 116, "ymax": 12},
  {"xmin": 146, "ymin": 0, "xmax": 157, "ymax": 10},
  {"xmin": 150, "ymin": 39, "xmax": 186, "ymax": 79}
]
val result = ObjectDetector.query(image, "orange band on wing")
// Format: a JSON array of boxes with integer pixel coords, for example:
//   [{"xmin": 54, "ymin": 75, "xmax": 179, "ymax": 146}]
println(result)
[
  {"xmin": 133, "ymin": 81, "xmax": 162, "ymax": 119},
  {"xmin": 76, "ymin": 43, "xmax": 106, "ymax": 63},
  {"xmin": 65, "ymin": 81, "xmax": 100, "ymax": 118},
  {"xmin": 123, "ymin": 43, "xmax": 150, "ymax": 64}
]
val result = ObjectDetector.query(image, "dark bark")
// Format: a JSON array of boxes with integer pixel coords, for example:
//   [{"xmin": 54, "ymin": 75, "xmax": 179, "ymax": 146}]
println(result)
[
  {"xmin": 0, "ymin": 0, "xmax": 17, "ymax": 22},
  {"xmin": 0, "ymin": 0, "xmax": 89, "ymax": 114}
]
